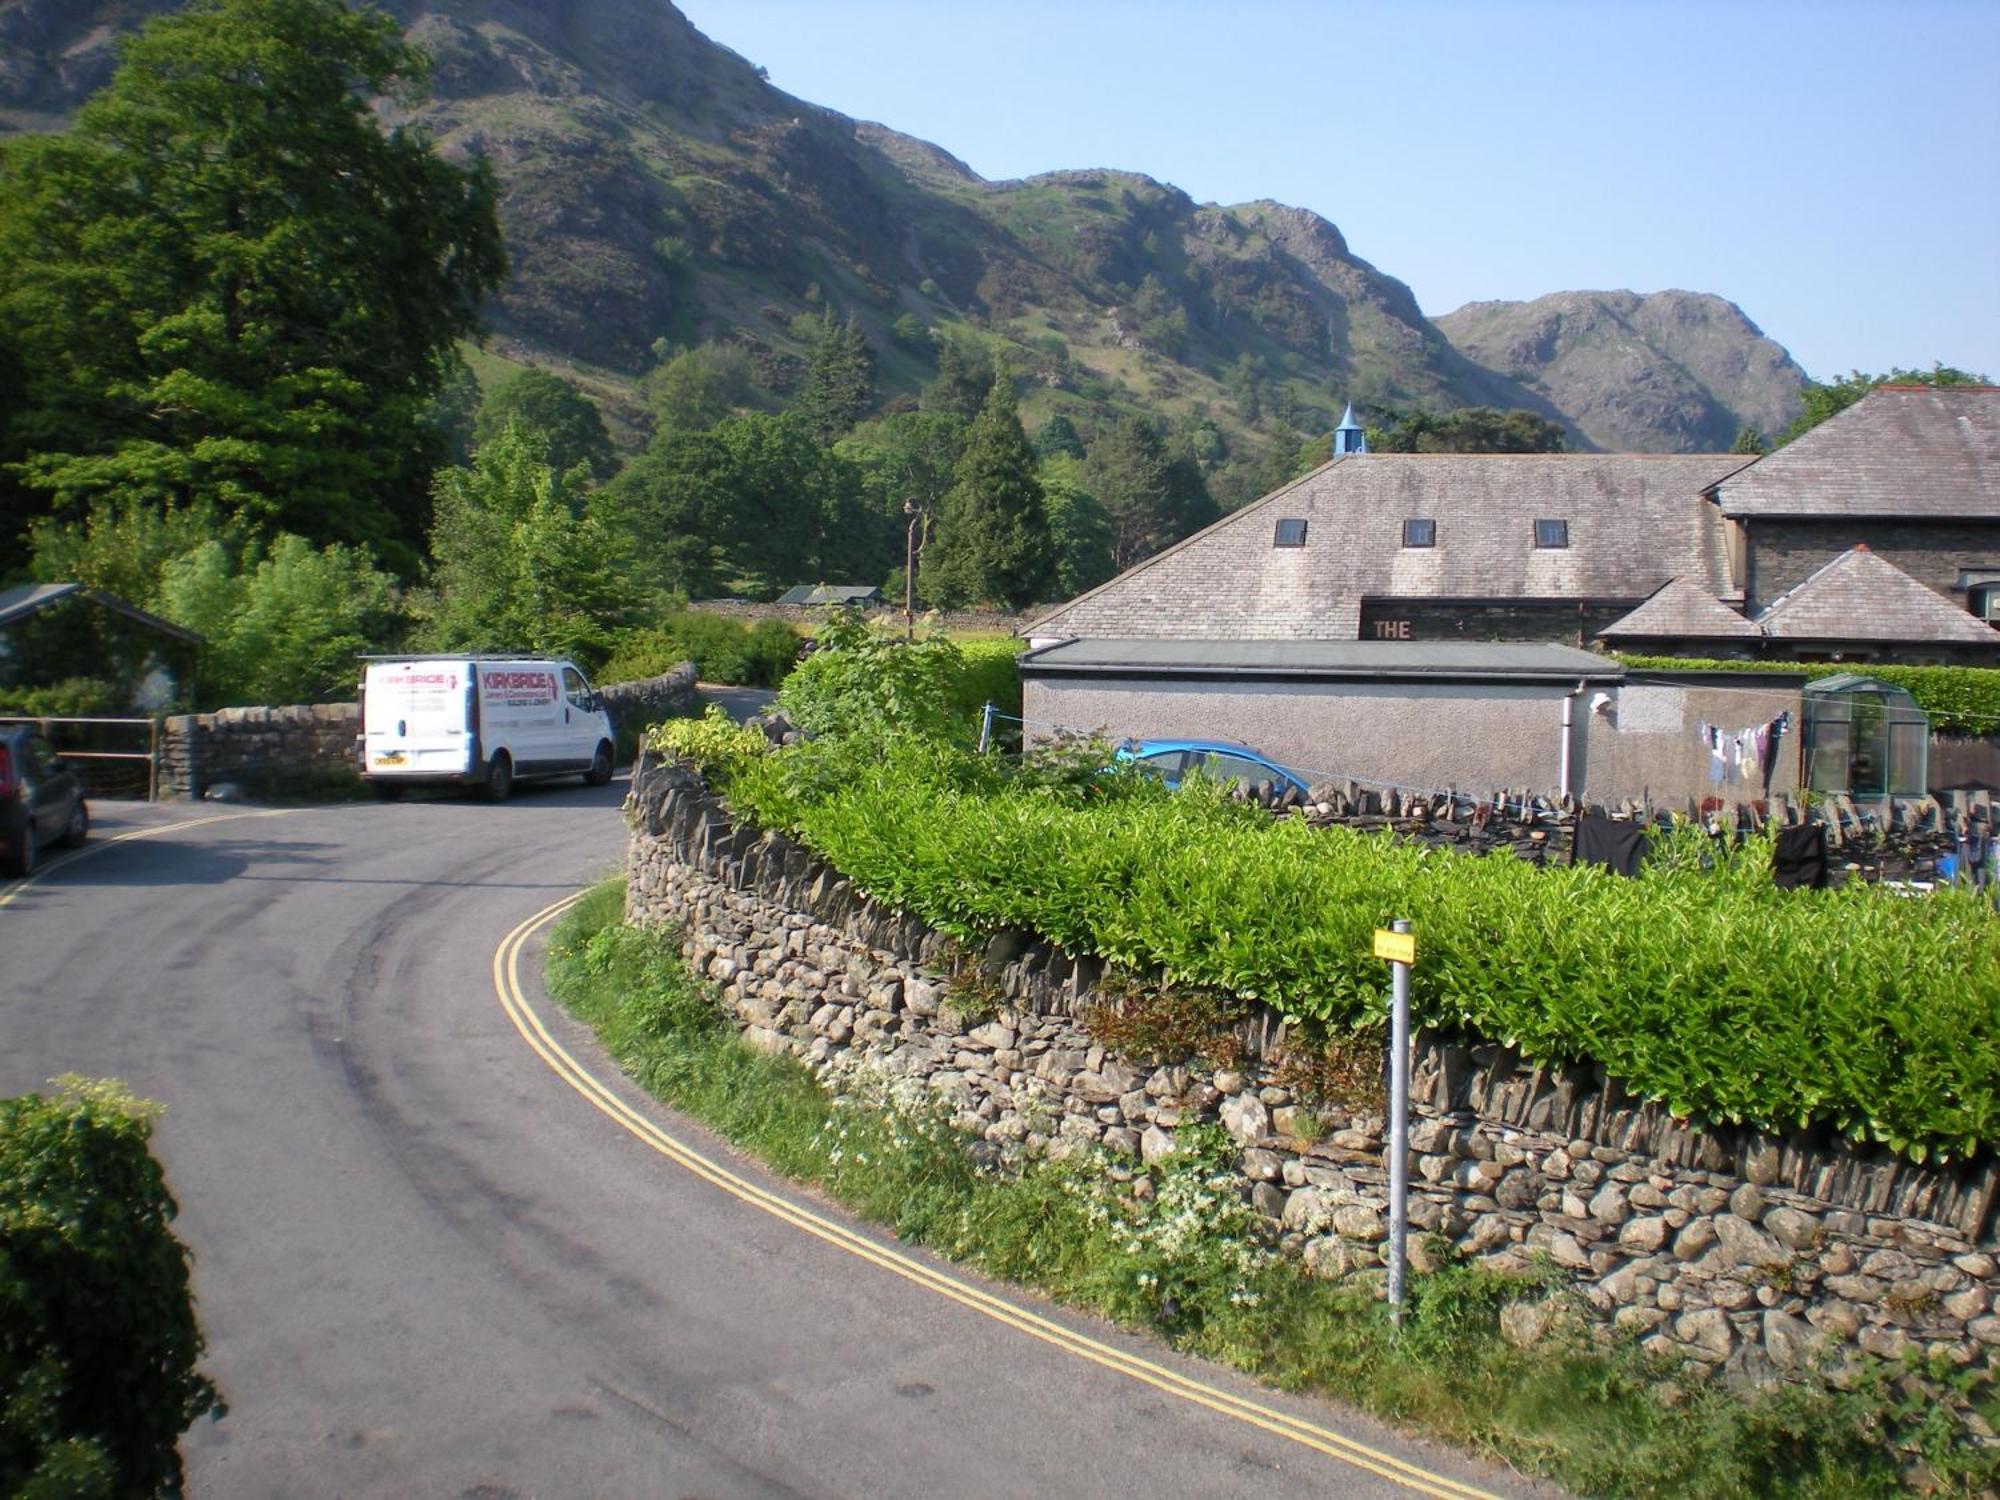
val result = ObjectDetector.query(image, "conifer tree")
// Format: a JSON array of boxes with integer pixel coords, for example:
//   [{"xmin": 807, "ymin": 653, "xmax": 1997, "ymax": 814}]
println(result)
[
  {"xmin": 920, "ymin": 380, "xmax": 1052, "ymax": 608},
  {"xmin": 792, "ymin": 311, "xmax": 876, "ymax": 443}
]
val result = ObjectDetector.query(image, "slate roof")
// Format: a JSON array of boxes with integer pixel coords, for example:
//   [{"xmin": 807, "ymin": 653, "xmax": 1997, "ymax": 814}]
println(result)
[
  {"xmin": 1754, "ymin": 546, "xmax": 2000, "ymax": 643},
  {"xmin": 1713, "ymin": 385, "xmax": 2000, "ymax": 519},
  {"xmin": 774, "ymin": 584, "xmax": 882, "ymax": 606},
  {"xmin": 1597, "ymin": 577, "xmax": 1762, "ymax": 640},
  {"xmin": 1019, "ymin": 638, "xmax": 1624, "ymax": 681},
  {"xmin": 0, "ymin": 582, "xmax": 203, "ymax": 643},
  {"xmin": 1025, "ymin": 453, "xmax": 1754, "ymax": 642}
]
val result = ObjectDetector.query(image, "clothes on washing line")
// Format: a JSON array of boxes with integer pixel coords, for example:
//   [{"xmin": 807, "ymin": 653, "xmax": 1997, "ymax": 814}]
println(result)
[
  {"xmin": 1572, "ymin": 814, "xmax": 1649, "ymax": 877},
  {"xmin": 1699, "ymin": 715, "xmax": 1788, "ymax": 787},
  {"xmin": 1773, "ymin": 823, "xmax": 1829, "ymax": 890}
]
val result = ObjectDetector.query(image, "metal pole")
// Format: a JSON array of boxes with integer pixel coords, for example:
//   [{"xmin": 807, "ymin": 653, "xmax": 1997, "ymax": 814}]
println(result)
[
  {"xmin": 1387, "ymin": 916, "xmax": 1412, "ymax": 1326},
  {"xmin": 903, "ymin": 499, "xmax": 919, "ymax": 641},
  {"xmin": 977, "ymin": 701, "xmax": 995, "ymax": 755}
]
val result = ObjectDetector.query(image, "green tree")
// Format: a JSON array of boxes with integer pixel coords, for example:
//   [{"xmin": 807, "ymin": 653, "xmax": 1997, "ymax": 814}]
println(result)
[
  {"xmin": 921, "ymin": 380, "xmax": 1052, "ymax": 608},
  {"xmin": 0, "ymin": 1077, "xmax": 222, "ymax": 1499},
  {"xmin": 593, "ymin": 430, "xmax": 739, "ymax": 602},
  {"xmin": 1777, "ymin": 364, "xmax": 1990, "ymax": 445},
  {"xmin": 643, "ymin": 342, "xmax": 754, "ymax": 437},
  {"xmin": 921, "ymin": 333, "xmax": 994, "ymax": 421},
  {"xmin": 473, "ymin": 369, "xmax": 615, "ymax": 480},
  {"xmin": 417, "ymin": 422, "xmax": 629, "ymax": 669},
  {"xmin": 1084, "ymin": 415, "xmax": 1181, "ymax": 570},
  {"xmin": 1040, "ymin": 470, "xmax": 1115, "ymax": 598},
  {"xmin": 1032, "ymin": 413, "xmax": 1086, "ymax": 461},
  {"xmin": 1730, "ymin": 425, "xmax": 1770, "ymax": 456},
  {"xmin": 0, "ymin": 0, "xmax": 504, "ymax": 569},
  {"xmin": 778, "ymin": 608, "xmax": 964, "ymax": 741},
  {"xmin": 791, "ymin": 311, "xmax": 876, "ymax": 444},
  {"xmin": 158, "ymin": 533, "xmax": 399, "ymax": 707}
]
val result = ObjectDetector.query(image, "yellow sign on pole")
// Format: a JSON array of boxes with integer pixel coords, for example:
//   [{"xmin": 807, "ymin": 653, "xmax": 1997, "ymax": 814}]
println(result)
[{"xmin": 1372, "ymin": 928, "xmax": 1416, "ymax": 965}]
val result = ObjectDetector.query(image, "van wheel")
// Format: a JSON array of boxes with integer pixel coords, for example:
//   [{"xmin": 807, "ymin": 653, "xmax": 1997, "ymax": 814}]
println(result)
[
  {"xmin": 60, "ymin": 800, "xmax": 88, "ymax": 848},
  {"xmin": 585, "ymin": 741, "xmax": 614, "ymax": 786},
  {"xmin": 370, "ymin": 781, "xmax": 405, "ymax": 803},
  {"xmin": 483, "ymin": 751, "xmax": 513, "ymax": 803}
]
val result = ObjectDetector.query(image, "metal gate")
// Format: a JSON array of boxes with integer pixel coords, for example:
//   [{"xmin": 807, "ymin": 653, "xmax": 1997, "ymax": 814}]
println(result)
[{"xmin": 0, "ymin": 715, "xmax": 161, "ymax": 800}]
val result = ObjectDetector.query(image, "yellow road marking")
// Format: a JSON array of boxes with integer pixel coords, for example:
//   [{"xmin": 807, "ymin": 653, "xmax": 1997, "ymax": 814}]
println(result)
[
  {"xmin": 0, "ymin": 808, "xmax": 297, "ymax": 910},
  {"xmin": 495, "ymin": 895, "xmax": 1508, "ymax": 1500}
]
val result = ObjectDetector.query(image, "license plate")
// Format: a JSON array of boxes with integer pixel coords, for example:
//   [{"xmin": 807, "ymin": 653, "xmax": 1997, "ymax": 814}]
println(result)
[{"xmin": 373, "ymin": 751, "xmax": 406, "ymax": 767}]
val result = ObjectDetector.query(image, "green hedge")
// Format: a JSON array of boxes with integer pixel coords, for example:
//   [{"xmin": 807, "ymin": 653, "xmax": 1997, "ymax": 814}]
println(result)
[
  {"xmin": 723, "ymin": 743, "xmax": 2000, "ymax": 1162},
  {"xmin": 602, "ymin": 613, "xmax": 801, "ymax": 688},
  {"xmin": 1614, "ymin": 655, "xmax": 2000, "ymax": 739}
]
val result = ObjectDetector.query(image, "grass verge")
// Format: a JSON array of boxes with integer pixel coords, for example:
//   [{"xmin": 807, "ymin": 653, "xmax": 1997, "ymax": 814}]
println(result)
[{"xmin": 545, "ymin": 879, "xmax": 1999, "ymax": 1499}]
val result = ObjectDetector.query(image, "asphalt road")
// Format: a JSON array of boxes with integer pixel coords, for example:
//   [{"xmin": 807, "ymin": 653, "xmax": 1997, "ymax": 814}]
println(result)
[{"xmin": 0, "ymin": 786, "xmax": 1548, "ymax": 1500}]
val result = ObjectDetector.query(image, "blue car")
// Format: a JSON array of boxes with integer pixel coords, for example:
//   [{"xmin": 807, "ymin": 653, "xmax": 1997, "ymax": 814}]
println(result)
[{"xmin": 1113, "ymin": 738, "xmax": 1312, "ymax": 797}]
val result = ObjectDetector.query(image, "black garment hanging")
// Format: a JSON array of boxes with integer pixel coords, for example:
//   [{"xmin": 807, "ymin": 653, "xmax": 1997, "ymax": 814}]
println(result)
[
  {"xmin": 1572, "ymin": 815, "xmax": 1648, "ymax": 877},
  {"xmin": 1773, "ymin": 823, "xmax": 1829, "ymax": 890}
]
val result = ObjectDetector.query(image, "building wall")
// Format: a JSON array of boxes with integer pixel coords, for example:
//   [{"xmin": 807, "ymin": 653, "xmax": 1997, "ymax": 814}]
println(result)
[
  {"xmin": 1581, "ymin": 678, "xmax": 1804, "ymax": 806},
  {"xmin": 1024, "ymin": 675, "xmax": 1581, "ymax": 794},
  {"xmin": 1024, "ymin": 673, "xmax": 1808, "ymax": 808},
  {"xmin": 1745, "ymin": 519, "xmax": 2000, "ymax": 614}
]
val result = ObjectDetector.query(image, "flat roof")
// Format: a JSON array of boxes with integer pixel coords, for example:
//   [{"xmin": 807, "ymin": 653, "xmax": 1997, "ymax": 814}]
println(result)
[{"xmin": 1020, "ymin": 637, "xmax": 1625, "ymax": 682}]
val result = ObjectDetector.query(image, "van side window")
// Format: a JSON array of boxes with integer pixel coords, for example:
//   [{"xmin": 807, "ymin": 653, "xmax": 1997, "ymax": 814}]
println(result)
[{"xmin": 563, "ymin": 667, "xmax": 591, "ymax": 708}]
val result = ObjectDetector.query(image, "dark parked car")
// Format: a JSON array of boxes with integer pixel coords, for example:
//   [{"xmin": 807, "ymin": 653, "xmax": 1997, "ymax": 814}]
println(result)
[
  {"xmin": 1113, "ymin": 738, "xmax": 1313, "ymax": 797},
  {"xmin": 0, "ymin": 725, "xmax": 88, "ymax": 877}
]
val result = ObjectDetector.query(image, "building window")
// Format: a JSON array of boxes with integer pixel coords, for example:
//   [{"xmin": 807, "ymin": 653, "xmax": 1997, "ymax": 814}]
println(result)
[
  {"xmin": 1972, "ymin": 584, "xmax": 2000, "ymax": 621},
  {"xmin": 1402, "ymin": 518, "xmax": 1436, "ymax": 548},
  {"xmin": 1533, "ymin": 518, "xmax": 1569, "ymax": 549},
  {"xmin": 1273, "ymin": 518, "xmax": 1308, "ymax": 548}
]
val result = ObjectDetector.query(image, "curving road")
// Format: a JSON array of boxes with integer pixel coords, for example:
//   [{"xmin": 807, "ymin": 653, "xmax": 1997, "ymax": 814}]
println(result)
[{"xmin": 0, "ymin": 787, "xmax": 1546, "ymax": 1500}]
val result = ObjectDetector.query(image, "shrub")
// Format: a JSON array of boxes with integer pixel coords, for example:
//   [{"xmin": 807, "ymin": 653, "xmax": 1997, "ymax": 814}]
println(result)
[
  {"xmin": 0, "ymin": 679, "xmax": 122, "ymax": 717},
  {"xmin": 722, "ymin": 739, "xmax": 2000, "ymax": 1160},
  {"xmin": 0, "ymin": 1078, "xmax": 222, "ymax": 1498},
  {"xmin": 644, "ymin": 705, "xmax": 771, "ymax": 783},
  {"xmin": 1614, "ymin": 655, "xmax": 2000, "ymax": 739},
  {"xmin": 946, "ymin": 636, "xmax": 1026, "ymax": 728},
  {"xmin": 602, "ymin": 612, "xmax": 800, "ymax": 688},
  {"xmin": 780, "ymin": 612, "xmax": 968, "ymax": 741}
]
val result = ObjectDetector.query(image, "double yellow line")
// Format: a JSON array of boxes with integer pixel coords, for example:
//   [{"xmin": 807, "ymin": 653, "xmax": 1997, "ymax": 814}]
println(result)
[{"xmin": 493, "ymin": 894, "xmax": 1507, "ymax": 1500}]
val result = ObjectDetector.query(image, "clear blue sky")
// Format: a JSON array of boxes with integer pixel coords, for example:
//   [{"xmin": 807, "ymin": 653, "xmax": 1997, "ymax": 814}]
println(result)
[{"xmin": 674, "ymin": 0, "xmax": 1999, "ymax": 384}]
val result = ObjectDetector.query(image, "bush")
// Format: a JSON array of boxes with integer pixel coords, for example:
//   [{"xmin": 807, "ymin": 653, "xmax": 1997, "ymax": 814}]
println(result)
[
  {"xmin": 0, "ymin": 679, "xmax": 122, "ymax": 717},
  {"xmin": 602, "ymin": 612, "xmax": 800, "ymax": 688},
  {"xmin": 0, "ymin": 1078, "xmax": 222, "ymax": 1498},
  {"xmin": 722, "ymin": 739, "xmax": 2000, "ymax": 1161},
  {"xmin": 1614, "ymin": 655, "xmax": 2000, "ymax": 739},
  {"xmin": 779, "ymin": 612, "xmax": 968, "ymax": 741}
]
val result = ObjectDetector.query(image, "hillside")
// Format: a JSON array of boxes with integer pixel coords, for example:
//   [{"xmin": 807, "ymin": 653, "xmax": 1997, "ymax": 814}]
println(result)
[
  {"xmin": 0, "ymin": 0, "xmax": 1807, "ymax": 474},
  {"xmin": 1433, "ymin": 290, "xmax": 1807, "ymax": 452}
]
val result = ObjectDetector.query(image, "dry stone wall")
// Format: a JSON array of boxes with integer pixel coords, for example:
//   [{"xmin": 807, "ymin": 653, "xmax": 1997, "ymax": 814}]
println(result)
[
  {"xmin": 160, "ymin": 703, "xmax": 359, "ymax": 800},
  {"xmin": 624, "ymin": 755, "xmax": 2000, "ymax": 1380}
]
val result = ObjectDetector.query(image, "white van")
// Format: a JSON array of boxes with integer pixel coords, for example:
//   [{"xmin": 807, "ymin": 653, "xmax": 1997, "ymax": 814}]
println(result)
[{"xmin": 358, "ymin": 656, "xmax": 616, "ymax": 801}]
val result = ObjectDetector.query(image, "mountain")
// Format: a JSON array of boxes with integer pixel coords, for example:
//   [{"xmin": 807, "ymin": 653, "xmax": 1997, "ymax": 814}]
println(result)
[
  {"xmin": 1433, "ymin": 290, "xmax": 1808, "ymax": 452},
  {"xmin": 0, "ymin": 0, "xmax": 1805, "ymax": 472}
]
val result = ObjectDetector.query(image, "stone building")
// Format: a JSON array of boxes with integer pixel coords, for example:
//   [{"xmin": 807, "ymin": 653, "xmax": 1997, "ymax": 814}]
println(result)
[{"xmin": 1018, "ymin": 386, "xmax": 1998, "ymax": 801}]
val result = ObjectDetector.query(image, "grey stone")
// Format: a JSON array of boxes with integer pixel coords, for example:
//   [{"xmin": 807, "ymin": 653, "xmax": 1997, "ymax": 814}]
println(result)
[
  {"xmin": 1101, "ymin": 1127, "xmax": 1139, "ymax": 1157},
  {"xmin": 1527, "ymin": 1224, "xmax": 1592, "ymax": 1269},
  {"xmin": 1220, "ymin": 1092, "xmax": 1270, "ymax": 1146},
  {"xmin": 1708, "ymin": 1279, "xmax": 1756, "ymax": 1312},
  {"xmin": 1250, "ymin": 1182, "xmax": 1287, "ymax": 1220},
  {"xmin": 1762, "ymin": 1206, "xmax": 1820, "ymax": 1251},
  {"xmin": 1499, "ymin": 1299, "xmax": 1564, "ymax": 1350},
  {"xmin": 1714, "ymin": 1213, "xmax": 1788, "ymax": 1271},
  {"xmin": 1588, "ymin": 1183, "xmax": 1631, "ymax": 1225},
  {"xmin": 1763, "ymin": 1310, "xmax": 1822, "ymax": 1370},
  {"xmin": 1674, "ymin": 1307, "xmax": 1735, "ymax": 1359},
  {"xmin": 1673, "ymin": 1218, "xmax": 1718, "ymax": 1262},
  {"xmin": 1241, "ymin": 1148, "xmax": 1283, "ymax": 1182},
  {"xmin": 1139, "ymin": 1125, "xmax": 1177, "ymax": 1164},
  {"xmin": 1967, "ymin": 1316, "xmax": 2000, "ymax": 1346},
  {"xmin": 966, "ymin": 1020, "xmax": 1016, "ymax": 1050},
  {"xmin": 1824, "ymin": 1275, "xmax": 1884, "ymax": 1304},
  {"xmin": 1331, "ymin": 1205, "xmax": 1387, "ymax": 1242},
  {"xmin": 1212, "ymin": 1069, "xmax": 1244, "ymax": 1096},
  {"xmin": 1282, "ymin": 1188, "xmax": 1331, "ymax": 1234},
  {"xmin": 903, "ymin": 979, "xmax": 940, "ymax": 1016},
  {"xmin": 1618, "ymin": 1215, "xmax": 1670, "ymax": 1253}
]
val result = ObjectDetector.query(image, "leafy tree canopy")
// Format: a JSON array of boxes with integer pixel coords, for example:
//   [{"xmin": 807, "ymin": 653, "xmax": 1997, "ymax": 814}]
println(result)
[
  {"xmin": 920, "ymin": 379, "xmax": 1051, "ymax": 609},
  {"xmin": 0, "ymin": 0, "xmax": 505, "ymax": 569},
  {"xmin": 1086, "ymin": 414, "xmax": 1218, "ymax": 570},
  {"xmin": 643, "ymin": 341, "xmax": 756, "ymax": 437},
  {"xmin": 1031, "ymin": 413, "xmax": 1086, "ymax": 461},
  {"xmin": 1367, "ymin": 407, "xmax": 1567, "ymax": 455},
  {"xmin": 1040, "ymin": 469, "xmax": 1115, "ymax": 599},
  {"xmin": 1777, "ymin": 364, "xmax": 1991, "ymax": 446},
  {"xmin": 415, "ymin": 421, "xmax": 629, "ymax": 669},
  {"xmin": 473, "ymin": 368, "xmax": 614, "ymax": 480}
]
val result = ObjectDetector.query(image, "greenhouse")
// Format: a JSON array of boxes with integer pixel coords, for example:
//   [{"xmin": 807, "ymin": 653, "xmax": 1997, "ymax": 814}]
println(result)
[{"xmin": 1801, "ymin": 673, "xmax": 1930, "ymax": 797}]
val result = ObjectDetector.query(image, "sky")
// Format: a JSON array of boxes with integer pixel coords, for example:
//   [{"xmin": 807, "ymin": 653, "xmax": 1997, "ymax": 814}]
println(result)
[{"xmin": 673, "ymin": 0, "xmax": 2000, "ymax": 384}]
